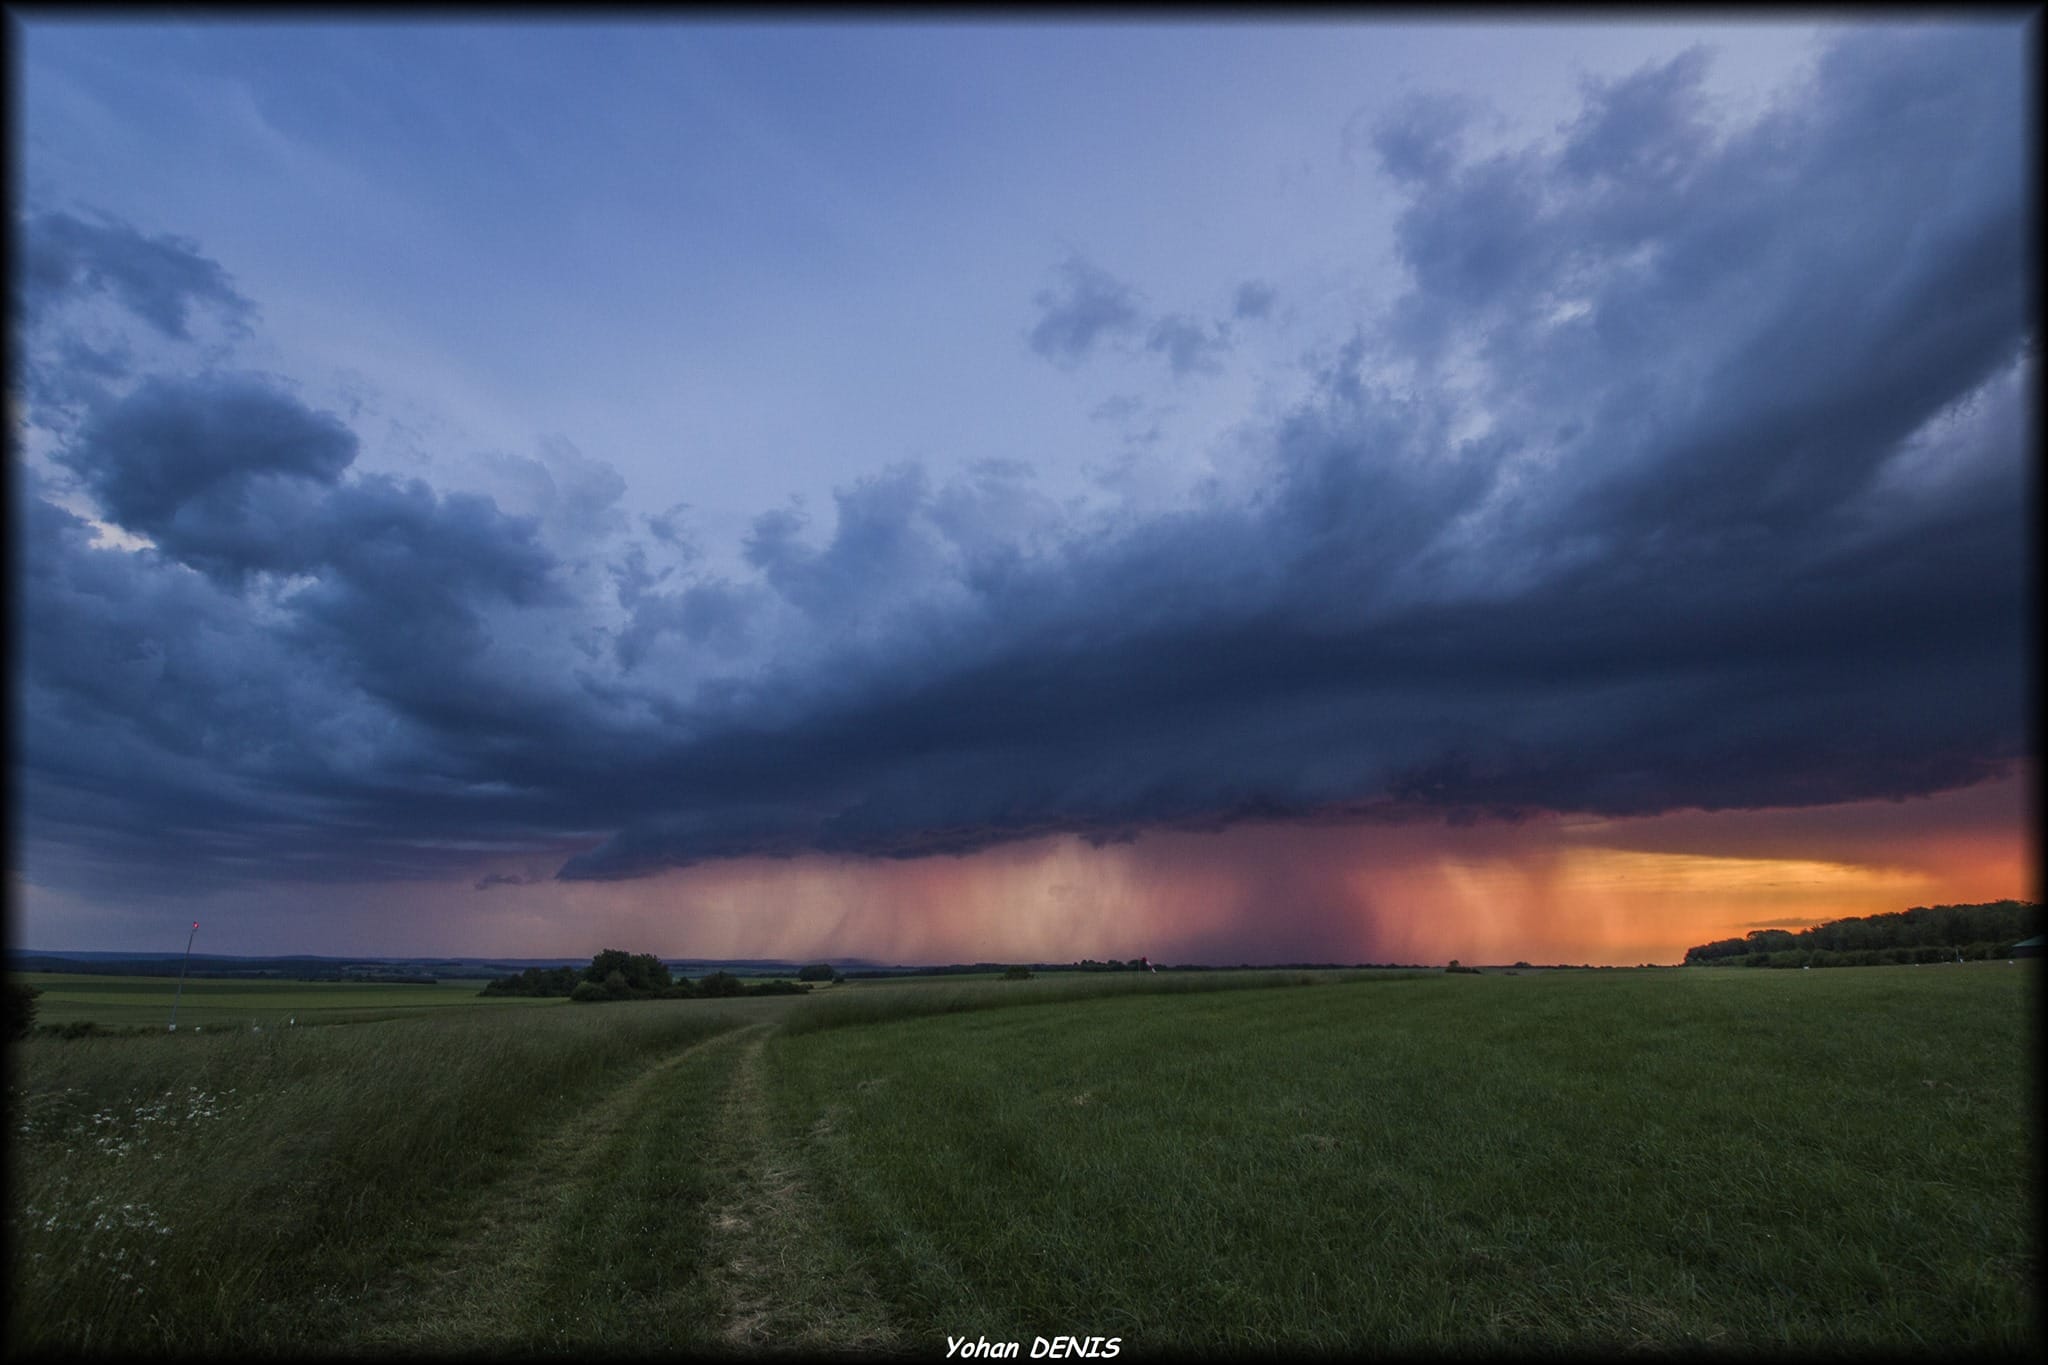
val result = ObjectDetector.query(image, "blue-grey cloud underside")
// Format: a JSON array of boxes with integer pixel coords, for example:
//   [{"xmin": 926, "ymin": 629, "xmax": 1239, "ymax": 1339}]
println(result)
[{"xmin": 14, "ymin": 26, "xmax": 2031, "ymax": 897}]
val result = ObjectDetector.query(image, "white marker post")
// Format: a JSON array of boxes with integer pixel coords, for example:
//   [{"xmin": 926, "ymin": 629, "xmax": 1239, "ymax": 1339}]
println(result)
[{"xmin": 168, "ymin": 920, "xmax": 199, "ymax": 1032}]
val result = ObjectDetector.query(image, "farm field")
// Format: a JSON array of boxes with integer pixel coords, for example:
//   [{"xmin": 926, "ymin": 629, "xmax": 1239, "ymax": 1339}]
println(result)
[
  {"xmin": 768, "ymin": 965, "xmax": 2036, "ymax": 1351},
  {"xmin": 7, "ymin": 965, "xmax": 2034, "ymax": 1355},
  {"xmin": 14, "ymin": 972, "xmax": 546, "ymax": 1030}
]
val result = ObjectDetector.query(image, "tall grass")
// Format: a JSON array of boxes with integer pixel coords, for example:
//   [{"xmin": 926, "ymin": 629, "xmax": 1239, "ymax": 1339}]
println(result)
[
  {"xmin": 6, "ymin": 1000, "xmax": 752, "ymax": 1353},
  {"xmin": 781, "ymin": 968, "xmax": 1429, "ymax": 1036}
]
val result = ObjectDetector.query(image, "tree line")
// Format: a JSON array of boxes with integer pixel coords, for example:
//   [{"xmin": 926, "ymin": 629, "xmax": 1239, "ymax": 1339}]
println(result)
[
  {"xmin": 479, "ymin": 949, "xmax": 815, "ymax": 1001},
  {"xmin": 1682, "ymin": 900, "xmax": 2041, "ymax": 968}
]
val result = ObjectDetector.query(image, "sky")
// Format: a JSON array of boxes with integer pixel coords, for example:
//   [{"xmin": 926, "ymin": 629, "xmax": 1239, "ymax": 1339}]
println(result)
[{"xmin": 8, "ymin": 15, "xmax": 2037, "ymax": 965}]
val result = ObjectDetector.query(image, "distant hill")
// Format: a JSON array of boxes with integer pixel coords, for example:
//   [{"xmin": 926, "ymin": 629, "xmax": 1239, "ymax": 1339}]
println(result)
[
  {"xmin": 11, "ymin": 950, "xmax": 1437, "ymax": 982},
  {"xmin": 8, "ymin": 952, "xmax": 479, "ymax": 983},
  {"xmin": 1683, "ymin": 900, "xmax": 2042, "ymax": 968},
  {"xmin": 6, "ymin": 950, "xmax": 888, "ymax": 982}
]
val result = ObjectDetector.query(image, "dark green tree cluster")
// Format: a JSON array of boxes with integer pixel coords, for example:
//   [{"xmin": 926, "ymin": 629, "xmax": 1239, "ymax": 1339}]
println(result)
[
  {"xmin": 481, "ymin": 950, "xmax": 683, "ymax": 1001},
  {"xmin": 1071, "ymin": 958, "xmax": 1148, "ymax": 971},
  {"xmin": 689, "ymin": 970, "xmax": 807, "ymax": 997},
  {"xmin": 587, "ymin": 949, "xmax": 674, "ymax": 995},
  {"xmin": 1683, "ymin": 900, "xmax": 2042, "ymax": 968},
  {"xmin": 797, "ymin": 963, "xmax": 839, "ymax": 982},
  {"xmin": 479, "ymin": 950, "xmax": 818, "ymax": 1002},
  {"xmin": 479, "ymin": 966, "xmax": 581, "ymax": 997},
  {"xmin": 841, "ymin": 962, "xmax": 1018, "ymax": 979}
]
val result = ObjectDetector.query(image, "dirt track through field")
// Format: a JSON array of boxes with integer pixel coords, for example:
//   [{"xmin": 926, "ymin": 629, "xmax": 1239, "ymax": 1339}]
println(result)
[
  {"xmin": 698, "ymin": 1028, "xmax": 901, "ymax": 1351},
  {"xmin": 343, "ymin": 1019, "xmax": 897, "ymax": 1354},
  {"xmin": 346, "ymin": 1024, "xmax": 758, "ymax": 1351}
]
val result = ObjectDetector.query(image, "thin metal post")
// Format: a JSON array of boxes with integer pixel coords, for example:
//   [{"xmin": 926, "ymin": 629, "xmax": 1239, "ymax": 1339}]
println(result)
[{"xmin": 168, "ymin": 920, "xmax": 198, "ymax": 1031}]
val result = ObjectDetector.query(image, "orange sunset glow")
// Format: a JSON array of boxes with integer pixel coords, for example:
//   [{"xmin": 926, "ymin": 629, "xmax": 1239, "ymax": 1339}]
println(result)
[
  {"xmin": 576, "ymin": 767, "xmax": 2032, "ymax": 966},
  {"xmin": 34, "ymin": 766, "xmax": 2020, "ymax": 966}
]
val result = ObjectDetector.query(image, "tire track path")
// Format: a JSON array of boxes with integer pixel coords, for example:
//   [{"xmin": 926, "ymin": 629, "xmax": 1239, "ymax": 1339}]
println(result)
[
  {"xmin": 349, "ymin": 1023, "xmax": 763, "ymax": 1353},
  {"xmin": 343, "ymin": 1019, "xmax": 900, "ymax": 1354},
  {"xmin": 696, "ymin": 1028, "xmax": 902, "ymax": 1351}
]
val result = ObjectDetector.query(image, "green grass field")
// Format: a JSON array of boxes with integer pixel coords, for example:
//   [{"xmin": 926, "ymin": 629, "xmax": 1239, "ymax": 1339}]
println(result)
[
  {"xmin": 15, "ymin": 972, "xmax": 552, "ymax": 1030},
  {"xmin": 7, "ymin": 965, "xmax": 2035, "ymax": 1354},
  {"xmin": 769, "ymin": 966, "xmax": 2035, "ymax": 1350}
]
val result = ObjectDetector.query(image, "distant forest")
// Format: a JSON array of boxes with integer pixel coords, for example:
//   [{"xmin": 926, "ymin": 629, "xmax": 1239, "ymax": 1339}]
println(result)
[{"xmin": 1683, "ymin": 900, "xmax": 2041, "ymax": 968}]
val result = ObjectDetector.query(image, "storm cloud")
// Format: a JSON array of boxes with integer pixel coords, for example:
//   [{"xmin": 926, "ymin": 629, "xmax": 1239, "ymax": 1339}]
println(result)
[
  {"xmin": 13, "ymin": 209, "xmax": 253, "ymax": 341},
  {"xmin": 12, "ymin": 25, "xmax": 2032, "ymax": 900},
  {"xmin": 1025, "ymin": 252, "xmax": 1144, "ymax": 363}
]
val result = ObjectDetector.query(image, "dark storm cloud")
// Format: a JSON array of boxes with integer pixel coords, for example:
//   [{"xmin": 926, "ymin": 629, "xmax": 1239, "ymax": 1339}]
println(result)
[
  {"xmin": 57, "ymin": 375, "xmax": 358, "ymax": 574},
  {"xmin": 1030, "ymin": 256, "xmax": 1255, "ymax": 379},
  {"xmin": 642, "ymin": 502, "xmax": 699, "ymax": 556},
  {"xmin": 14, "ymin": 24, "xmax": 2034, "ymax": 897},
  {"xmin": 1231, "ymin": 281, "xmax": 1277, "ymax": 322},
  {"xmin": 18, "ymin": 483, "xmax": 388, "ymax": 896},
  {"xmin": 1362, "ymin": 90, "xmax": 1482, "ymax": 185},
  {"xmin": 1556, "ymin": 46, "xmax": 1715, "ymax": 186},
  {"xmin": 613, "ymin": 576, "xmax": 762, "ymax": 669},
  {"xmin": 556, "ymin": 24, "xmax": 2033, "ymax": 880},
  {"xmin": 1146, "ymin": 313, "xmax": 1230, "ymax": 377},
  {"xmin": 474, "ymin": 869, "xmax": 546, "ymax": 890},
  {"xmin": 17, "ymin": 368, "xmax": 574, "ymax": 898},
  {"xmin": 1030, "ymin": 255, "xmax": 1255, "ymax": 379},
  {"xmin": 1025, "ymin": 253, "xmax": 1142, "ymax": 362},
  {"xmin": 50, "ymin": 375, "xmax": 562, "ymax": 673},
  {"xmin": 14, "ymin": 210, "xmax": 254, "ymax": 340},
  {"xmin": 12, "ymin": 211, "xmax": 256, "ymax": 418}
]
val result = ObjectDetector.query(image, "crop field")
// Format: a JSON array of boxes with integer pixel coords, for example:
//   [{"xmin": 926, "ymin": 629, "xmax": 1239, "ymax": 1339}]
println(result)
[
  {"xmin": 7, "ymin": 965, "xmax": 2034, "ymax": 1355},
  {"xmin": 15, "ymin": 972, "xmax": 545, "ymax": 1030}
]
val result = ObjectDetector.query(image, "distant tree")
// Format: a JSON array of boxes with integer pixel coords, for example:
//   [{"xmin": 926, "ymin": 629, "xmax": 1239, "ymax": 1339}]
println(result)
[
  {"xmin": 586, "ymin": 949, "xmax": 672, "ymax": 995},
  {"xmin": 603, "ymin": 969, "xmax": 631, "ymax": 999},
  {"xmin": 480, "ymin": 966, "xmax": 579, "ymax": 997},
  {"xmin": 1685, "ymin": 901, "xmax": 2042, "ymax": 967},
  {"xmin": 1003, "ymin": 966, "xmax": 1033, "ymax": 981},
  {"xmin": 797, "ymin": 963, "xmax": 838, "ymax": 982},
  {"xmin": 8, "ymin": 983, "xmax": 40, "ymax": 1039},
  {"xmin": 569, "ymin": 981, "xmax": 609, "ymax": 1003},
  {"xmin": 698, "ymin": 971, "xmax": 744, "ymax": 997}
]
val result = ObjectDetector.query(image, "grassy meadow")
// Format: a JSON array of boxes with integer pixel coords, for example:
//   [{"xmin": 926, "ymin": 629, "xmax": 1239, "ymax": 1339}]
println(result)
[
  {"xmin": 15, "ymin": 972, "xmax": 547, "ymax": 1031},
  {"xmin": 7, "ymin": 964, "xmax": 2035, "ymax": 1355},
  {"xmin": 770, "ymin": 966, "xmax": 2036, "ymax": 1350},
  {"xmin": 785, "ymin": 966, "xmax": 1427, "ymax": 1035}
]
